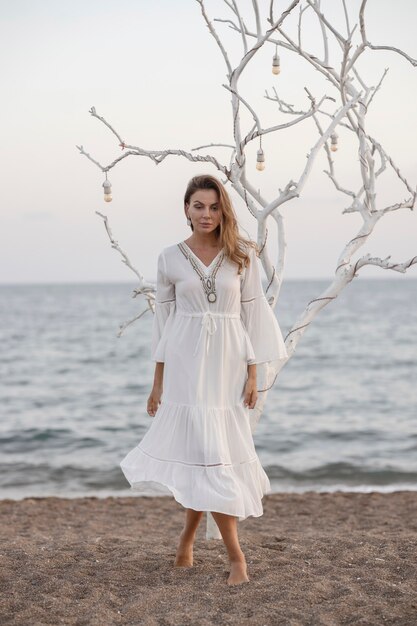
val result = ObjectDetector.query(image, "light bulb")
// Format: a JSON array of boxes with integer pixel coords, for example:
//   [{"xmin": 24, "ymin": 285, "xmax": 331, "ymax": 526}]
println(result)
[
  {"xmin": 102, "ymin": 179, "xmax": 112, "ymax": 202},
  {"xmin": 256, "ymin": 148, "xmax": 265, "ymax": 171},
  {"xmin": 272, "ymin": 53, "xmax": 280, "ymax": 75}
]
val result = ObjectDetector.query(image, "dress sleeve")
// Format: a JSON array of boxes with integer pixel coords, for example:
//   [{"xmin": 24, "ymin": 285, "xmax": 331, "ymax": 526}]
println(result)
[
  {"xmin": 151, "ymin": 250, "xmax": 176, "ymax": 363},
  {"xmin": 240, "ymin": 245, "xmax": 288, "ymax": 431}
]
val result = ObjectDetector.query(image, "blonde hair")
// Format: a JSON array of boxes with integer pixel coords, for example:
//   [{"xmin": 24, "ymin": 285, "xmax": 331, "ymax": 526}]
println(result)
[{"xmin": 184, "ymin": 174, "xmax": 257, "ymax": 275}]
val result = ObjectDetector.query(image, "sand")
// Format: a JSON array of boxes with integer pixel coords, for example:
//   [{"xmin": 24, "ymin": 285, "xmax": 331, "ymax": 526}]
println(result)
[{"xmin": 1, "ymin": 491, "xmax": 416, "ymax": 625}]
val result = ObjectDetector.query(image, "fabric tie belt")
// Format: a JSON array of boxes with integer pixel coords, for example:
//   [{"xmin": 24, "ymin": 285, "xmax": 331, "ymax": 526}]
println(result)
[{"xmin": 176, "ymin": 310, "xmax": 241, "ymax": 357}]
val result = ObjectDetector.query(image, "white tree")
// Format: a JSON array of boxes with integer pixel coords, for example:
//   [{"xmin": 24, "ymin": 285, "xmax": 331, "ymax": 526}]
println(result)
[{"xmin": 77, "ymin": 0, "xmax": 416, "ymax": 539}]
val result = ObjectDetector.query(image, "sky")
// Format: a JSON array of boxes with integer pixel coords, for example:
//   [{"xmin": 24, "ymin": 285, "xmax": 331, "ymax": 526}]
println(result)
[{"xmin": 1, "ymin": 0, "xmax": 416, "ymax": 283}]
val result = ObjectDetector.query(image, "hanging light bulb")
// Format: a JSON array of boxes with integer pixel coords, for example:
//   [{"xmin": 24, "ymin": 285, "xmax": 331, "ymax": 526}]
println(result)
[
  {"xmin": 272, "ymin": 44, "xmax": 280, "ymax": 75},
  {"xmin": 330, "ymin": 132, "xmax": 339, "ymax": 152},
  {"xmin": 272, "ymin": 53, "xmax": 281, "ymax": 75},
  {"xmin": 256, "ymin": 147, "xmax": 265, "ymax": 171},
  {"xmin": 102, "ymin": 178, "xmax": 112, "ymax": 202}
]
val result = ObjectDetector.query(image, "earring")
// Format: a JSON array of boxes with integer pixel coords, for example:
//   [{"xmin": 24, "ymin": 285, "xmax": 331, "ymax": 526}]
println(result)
[{"xmin": 186, "ymin": 216, "xmax": 192, "ymax": 227}]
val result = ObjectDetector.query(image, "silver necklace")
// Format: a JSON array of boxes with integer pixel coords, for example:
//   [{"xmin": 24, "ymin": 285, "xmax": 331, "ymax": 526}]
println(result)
[{"xmin": 178, "ymin": 242, "xmax": 224, "ymax": 303}]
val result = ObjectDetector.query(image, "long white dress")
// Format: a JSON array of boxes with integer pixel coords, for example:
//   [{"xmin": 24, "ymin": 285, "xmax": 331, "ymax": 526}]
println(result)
[{"xmin": 120, "ymin": 240, "xmax": 288, "ymax": 521}]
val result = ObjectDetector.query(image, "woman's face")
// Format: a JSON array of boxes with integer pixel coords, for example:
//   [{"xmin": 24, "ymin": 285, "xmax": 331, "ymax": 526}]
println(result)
[{"xmin": 185, "ymin": 189, "xmax": 222, "ymax": 236}]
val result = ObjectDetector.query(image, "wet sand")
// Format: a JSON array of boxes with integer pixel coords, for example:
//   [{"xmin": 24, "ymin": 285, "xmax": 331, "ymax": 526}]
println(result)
[{"xmin": 1, "ymin": 491, "xmax": 416, "ymax": 625}]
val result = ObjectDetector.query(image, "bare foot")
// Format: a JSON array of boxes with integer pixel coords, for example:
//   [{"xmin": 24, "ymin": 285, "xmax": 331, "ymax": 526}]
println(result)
[
  {"xmin": 227, "ymin": 559, "xmax": 250, "ymax": 585},
  {"xmin": 174, "ymin": 530, "xmax": 194, "ymax": 567}
]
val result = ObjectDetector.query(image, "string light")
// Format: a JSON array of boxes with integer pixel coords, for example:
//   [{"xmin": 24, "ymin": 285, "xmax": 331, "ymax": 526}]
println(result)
[
  {"xmin": 102, "ymin": 174, "xmax": 112, "ymax": 202},
  {"xmin": 330, "ymin": 132, "xmax": 339, "ymax": 152}
]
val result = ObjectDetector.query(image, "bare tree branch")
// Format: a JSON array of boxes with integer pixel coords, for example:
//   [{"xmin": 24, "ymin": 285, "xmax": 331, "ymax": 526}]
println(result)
[{"xmin": 359, "ymin": 0, "xmax": 417, "ymax": 67}]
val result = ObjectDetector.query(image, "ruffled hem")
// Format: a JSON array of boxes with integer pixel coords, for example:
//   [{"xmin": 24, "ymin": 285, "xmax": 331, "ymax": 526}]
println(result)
[
  {"xmin": 119, "ymin": 400, "xmax": 271, "ymax": 521},
  {"xmin": 120, "ymin": 449, "xmax": 271, "ymax": 521}
]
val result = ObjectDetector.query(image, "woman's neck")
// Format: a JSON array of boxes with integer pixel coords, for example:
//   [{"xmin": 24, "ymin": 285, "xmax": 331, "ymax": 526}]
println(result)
[{"xmin": 186, "ymin": 234, "xmax": 221, "ymax": 248}]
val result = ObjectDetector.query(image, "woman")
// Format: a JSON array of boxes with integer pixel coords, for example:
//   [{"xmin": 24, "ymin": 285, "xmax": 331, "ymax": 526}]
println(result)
[{"xmin": 120, "ymin": 174, "xmax": 288, "ymax": 586}]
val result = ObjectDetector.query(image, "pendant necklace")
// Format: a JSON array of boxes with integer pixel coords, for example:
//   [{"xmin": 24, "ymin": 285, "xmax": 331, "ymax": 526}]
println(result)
[{"xmin": 178, "ymin": 242, "xmax": 224, "ymax": 303}]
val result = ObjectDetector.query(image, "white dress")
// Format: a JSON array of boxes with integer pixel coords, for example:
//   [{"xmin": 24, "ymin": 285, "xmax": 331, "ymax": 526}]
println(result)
[{"xmin": 120, "ymin": 241, "xmax": 288, "ymax": 521}]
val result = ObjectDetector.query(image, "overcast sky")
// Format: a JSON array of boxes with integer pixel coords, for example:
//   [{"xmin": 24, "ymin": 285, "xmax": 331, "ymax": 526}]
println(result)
[{"xmin": 1, "ymin": 0, "xmax": 416, "ymax": 283}]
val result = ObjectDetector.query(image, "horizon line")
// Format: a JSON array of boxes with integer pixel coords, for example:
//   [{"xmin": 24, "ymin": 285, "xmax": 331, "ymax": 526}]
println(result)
[{"xmin": 0, "ymin": 276, "xmax": 415, "ymax": 287}]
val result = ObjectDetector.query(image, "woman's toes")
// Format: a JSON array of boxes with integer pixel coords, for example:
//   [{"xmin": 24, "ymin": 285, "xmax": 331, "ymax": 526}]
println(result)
[
  {"xmin": 174, "ymin": 554, "xmax": 193, "ymax": 567},
  {"xmin": 227, "ymin": 560, "xmax": 250, "ymax": 585}
]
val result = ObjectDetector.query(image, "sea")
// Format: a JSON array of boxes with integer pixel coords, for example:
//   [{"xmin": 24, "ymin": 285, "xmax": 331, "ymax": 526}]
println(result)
[{"xmin": 1, "ymin": 278, "xmax": 416, "ymax": 500}]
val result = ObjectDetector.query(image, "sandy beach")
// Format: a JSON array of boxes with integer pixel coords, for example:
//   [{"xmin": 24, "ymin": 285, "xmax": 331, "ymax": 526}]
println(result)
[{"xmin": 1, "ymin": 491, "xmax": 416, "ymax": 625}]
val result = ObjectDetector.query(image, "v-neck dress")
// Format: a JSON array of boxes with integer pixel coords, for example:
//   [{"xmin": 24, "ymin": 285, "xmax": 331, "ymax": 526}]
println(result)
[{"xmin": 119, "ymin": 241, "xmax": 288, "ymax": 520}]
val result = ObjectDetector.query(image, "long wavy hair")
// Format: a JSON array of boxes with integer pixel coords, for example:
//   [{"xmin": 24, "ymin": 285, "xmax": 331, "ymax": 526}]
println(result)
[{"xmin": 184, "ymin": 174, "xmax": 257, "ymax": 275}]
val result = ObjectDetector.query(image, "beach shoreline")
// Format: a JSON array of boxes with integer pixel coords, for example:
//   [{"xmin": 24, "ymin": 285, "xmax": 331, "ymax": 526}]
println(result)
[{"xmin": 2, "ymin": 491, "xmax": 416, "ymax": 625}]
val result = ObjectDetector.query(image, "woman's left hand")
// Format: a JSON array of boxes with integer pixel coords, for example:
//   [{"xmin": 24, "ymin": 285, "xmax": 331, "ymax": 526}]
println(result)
[{"xmin": 243, "ymin": 376, "xmax": 258, "ymax": 409}]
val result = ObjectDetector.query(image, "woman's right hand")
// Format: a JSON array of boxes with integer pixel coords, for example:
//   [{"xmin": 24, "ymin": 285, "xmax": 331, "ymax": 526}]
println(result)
[{"xmin": 147, "ymin": 384, "xmax": 162, "ymax": 417}]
